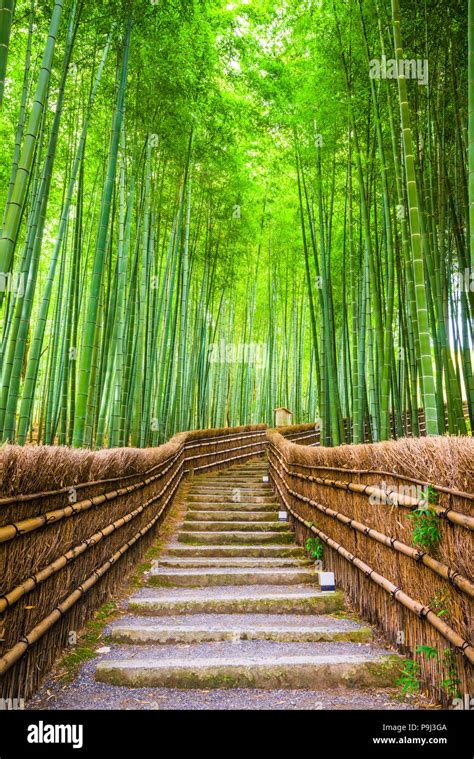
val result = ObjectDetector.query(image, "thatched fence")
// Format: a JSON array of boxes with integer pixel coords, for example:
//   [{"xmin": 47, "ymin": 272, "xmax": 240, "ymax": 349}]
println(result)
[
  {"xmin": 278, "ymin": 404, "xmax": 471, "ymax": 448},
  {"xmin": 267, "ymin": 430, "xmax": 474, "ymax": 705},
  {"xmin": 0, "ymin": 425, "xmax": 266, "ymax": 700},
  {"xmin": 1, "ymin": 419, "xmax": 472, "ymax": 706}
]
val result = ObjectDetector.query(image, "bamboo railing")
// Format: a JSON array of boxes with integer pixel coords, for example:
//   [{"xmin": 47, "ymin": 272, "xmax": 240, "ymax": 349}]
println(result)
[
  {"xmin": 266, "ymin": 428, "xmax": 474, "ymax": 706},
  {"xmin": 1, "ymin": 420, "xmax": 472, "ymax": 705},
  {"xmin": 0, "ymin": 425, "xmax": 266, "ymax": 700}
]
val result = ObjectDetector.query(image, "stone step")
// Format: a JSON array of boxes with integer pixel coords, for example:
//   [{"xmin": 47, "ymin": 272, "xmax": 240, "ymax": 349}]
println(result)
[
  {"xmin": 155, "ymin": 556, "xmax": 311, "ymax": 568},
  {"xmin": 203, "ymin": 463, "xmax": 267, "ymax": 468},
  {"xmin": 187, "ymin": 488, "xmax": 277, "ymax": 503},
  {"xmin": 189, "ymin": 484, "xmax": 272, "ymax": 491},
  {"xmin": 178, "ymin": 530, "xmax": 294, "ymax": 545},
  {"xmin": 194, "ymin": 478, "xmax": 269, "ymax": 485},
  {"xmin": 180, "ymin": 520, "xmax": 289, "ymax": 533},
  {"xmin": 164, "ymin": 545, "xmax": 306, "ymax": 558},
  {"xmin": 205, "ymin": 469, "xmax": 268, "ymax": 481},
  {"xmin": 189, "ymin": 480, "xmax": 274, "ymax": 495},
  {"xmin": 193, "ymin": 473, "xmax": 269, "ymax": 480},
  {"xmin": 192, "ymin": 472, "xmax": 270, "ymax": 487},
  {"xmin": 220, "ymin": 468, "xmax": 269, "ymax": 480},
  {"xmin": 230, "ymin": 460, "xmax": 267, "ymax": 465},
  {"xmin": 191, "ymin": 486, "xmax": 271, "ymax": 492},
  {"xmin": 107, "ymin": 613, "xmax": 373, "ymax": 644},
  {"xmin": 184, "ymin": 502, "xmax": 278, "ymax": 512},
  {"xmin": 147, "ymin": 567, "xmax": 318, "ymax": 587},
  {"xmin": 187, "ymin": 493, "xmax": 274, "ymax": 503},
  {"xmin": 185, "ymin": 510, "xmax": 278, "ymax": 522},
  {"xmin": 128, "ymin": 586, "xmax": 344, "ymax": 615},
  {"xmin": 95, "ymin": 642, "xmax": 402, "ymax": 689},
  {"xmin": 230, "ymin": 473, "xmax": 269, "ymax": 477}
]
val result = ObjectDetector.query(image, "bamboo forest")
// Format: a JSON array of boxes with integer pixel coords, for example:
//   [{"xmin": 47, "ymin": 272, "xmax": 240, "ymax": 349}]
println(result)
[
  {"xmin": 0, "ymin": 0, "xmax": 473, "ymax": 730},
  {"xmin": 0, "ymin": 0, "xmax": 472, "ymax": 449}
]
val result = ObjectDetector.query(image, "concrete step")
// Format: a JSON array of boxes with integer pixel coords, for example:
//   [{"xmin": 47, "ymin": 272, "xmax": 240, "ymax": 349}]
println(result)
[
  {"xmin": 147, "ymin": 567, "xmax": 318, "ymax": 587},
  {"xmin": 185, "ymin": 510, "xmax": 278, "ymax": 522},
  {"xmin": 128, "ymin": 586, "xmax": 344, "ymax": 615},
  {"xmin": 184, "ymin": 502, "xmax": 278, "ymax": 512},
  {"xmin": 155, "ymin": 557, "xmax": 311, "ymax": 568},
  {"xmin": 194, "ymin": 476, "xmax": 268, "ymax": 483},
  {"xmin": 187, "ymin": 493, "xmax": 275, "ymax": 504},
  {"xmin": 193, "ymin": 474, "xmax": 269, "ymax": 480},
  {"xmin": 95, "ymin": 642, "xmax": 402, "ymax": 689},
  {"xmin": 225, "ymin": 473, "xmax": 269, "ymax": 477},
  {"xmin": 191, "ymin": 475, "xmax": 270, "ymax": 480},
  {"xmin": 191, "ymin": 486, "xmax": 271, "ymax": 493},
  {"xmin": 189, "ymin": 484, "xmax": 273, "ymax": 495},
  {"xmin": 178, "ymin": 530, "xmax": 294, "ymax": 545},
  {"xmin": 194, "ymin": 478, "xmax": 269, "ymax": 485},
  {"xmin": 164, "ymin": 545, "xmax": 306, "ymax": 558},
  {"xmin": 221, "ymin": 470, "xmax": 268, "ymax": 476},
  {"xmin": 107, "ymin": 613, "xmax": 373, "ymax": 644},
  {"xmin": 201, "ymin": 466, "xmax": 267, "ymax": 472},
  {"xmin": 180, "ymin": 520, "xmax": 289, "ymax": 533},
  {"xmin": 189, "ymin": 484, "xmax": 272, "ymax": 491}
]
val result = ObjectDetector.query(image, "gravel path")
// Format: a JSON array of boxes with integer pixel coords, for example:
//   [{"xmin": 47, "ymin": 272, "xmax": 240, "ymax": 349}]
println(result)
[{"xmin": 28, "ymin": 680, "xmax": 413, "ymax": 711}]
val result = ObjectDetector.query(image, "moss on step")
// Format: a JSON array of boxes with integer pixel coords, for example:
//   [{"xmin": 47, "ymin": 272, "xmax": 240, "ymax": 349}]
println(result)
[
  {"xmin": 56, "ymin": 601, "xmax": 118, "ymax": 682},
  {"xmin": 95, "ymin": 652, "xmax": 404, "ymax": 690}
]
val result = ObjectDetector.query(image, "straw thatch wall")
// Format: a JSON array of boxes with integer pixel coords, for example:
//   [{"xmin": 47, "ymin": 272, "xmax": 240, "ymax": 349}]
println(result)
[
  {"xmin": 1, "ymin": 417, "xmax": 471, "ymax": 706},
  {"xmin": 267, "ymin": 430, "xmax": 474, "ymax": 706},
  {"xmin": 276, "ymin": 405, "xmax": 470, "ymax": 448},
  {"xmin": 0, "ymin": 425, "xmax": 266, "ymax": 701}
]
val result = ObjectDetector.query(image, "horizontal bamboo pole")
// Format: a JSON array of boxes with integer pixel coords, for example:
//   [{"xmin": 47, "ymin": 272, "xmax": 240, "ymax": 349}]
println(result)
[
  {"xmin": 268, "ymin": 441, "xmax": 474, "ymax": 531},
  {"xmin": 0, "ymin": 437, "xmax": 264, "ymax": 542},
  {"xmin": 270, "ymin": 471, "xmax": 474, "ymax": 666},
  {"xmin": 278, "ymin": 462, "xmax": 474, "ymax": 502},
  {"xmin": 0, "ymin": 471, "xmax": 183, "ymax": 677},
  {"xmin": 267, "ymin": 450, "xmax": 474, "ymax": 598},
  {"xmin": 0, "ymin": 447, "xmax": 183, "ymax": 506},
  {"xmin": 0, "ymin": 428, "xmax": 268, "ymax": 692},
  {"xmin": 202, "ymin": 448, "xmax": 264, "ymax": 463},
  {"xmin": 0, "ymin": 428, "xmax": 265, "ymax": 506},
  {"xmin": 184, "ymin": 430, "xmax": 267, "ymax": 450},
  {"xmin": 185, "ymin": 439, "xmax": 265, "ymax": 463},
  {"xmin": 0, "ymin": 463, "xmax": 183, "ymax": 613},
  {"xmin": 0, "ymin": 448, "xmax": 182, "ymax": 544}
]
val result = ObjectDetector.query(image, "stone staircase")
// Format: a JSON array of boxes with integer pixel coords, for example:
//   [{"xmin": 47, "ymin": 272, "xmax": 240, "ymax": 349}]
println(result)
[{"xmin": 95, "ymin": 460, "xmax": 402, "ymax": 695}]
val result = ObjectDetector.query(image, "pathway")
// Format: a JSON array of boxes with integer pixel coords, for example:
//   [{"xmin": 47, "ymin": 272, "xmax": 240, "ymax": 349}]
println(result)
[{"xmin": 29, "ymin": 459, "xmax": 411, "ymax": 710}]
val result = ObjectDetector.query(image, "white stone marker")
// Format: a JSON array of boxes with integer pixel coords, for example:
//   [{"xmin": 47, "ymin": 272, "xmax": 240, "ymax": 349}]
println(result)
[{"xmin": 318, "ymin": 572, "xmax": 335, "ymax": 591}]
